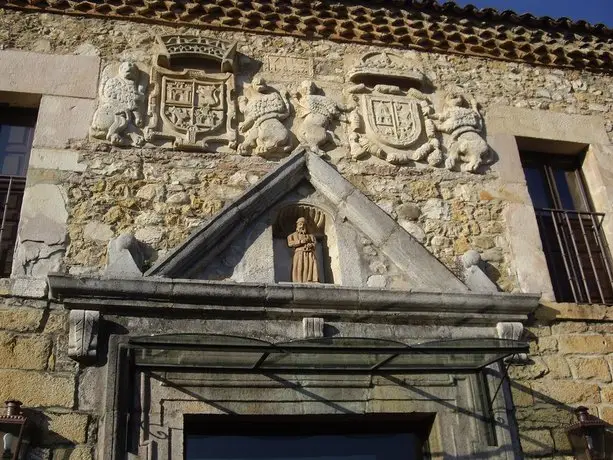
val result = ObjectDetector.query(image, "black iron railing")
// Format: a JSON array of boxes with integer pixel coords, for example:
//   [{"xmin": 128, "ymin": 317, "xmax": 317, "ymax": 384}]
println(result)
[
  {"xmin": 0, "ymin": 176, "xmax": 25, "ymax": 277},
  {"xmin": 534, "ymin": 208, "xmax": 613, "ymax": 305}
]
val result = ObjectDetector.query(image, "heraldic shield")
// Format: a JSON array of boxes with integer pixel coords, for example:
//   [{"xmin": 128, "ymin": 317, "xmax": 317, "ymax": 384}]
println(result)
[
  {"xmin": 162, "ymin": 76, "xmax": 225, "ymax": 138},
  {"xmin": 146, "ymin": 35, "xmax": 238, "ymax": 152},
  {"xmin": 362, "ymin": 94, "xmax": 424, "ymax": 149}
]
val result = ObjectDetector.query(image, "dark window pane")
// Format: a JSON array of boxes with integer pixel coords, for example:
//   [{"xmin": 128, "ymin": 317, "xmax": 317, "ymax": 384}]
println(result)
[
  {"xmin": 186, "ymin": 433, "xmax": 421, "ymax": 460},
  {"xmin": 524, "ymin": 166, "xmax": 553, "ymax": 209},
  {"xmin": 0, "ymin": 125, "xmax": 34, "ymax": 177}
]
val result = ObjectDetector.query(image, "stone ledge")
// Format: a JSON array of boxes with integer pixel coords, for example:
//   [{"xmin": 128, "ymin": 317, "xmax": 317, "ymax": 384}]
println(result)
[
  {"xmin": 0, "ymin": 278, "xmax": 48, "ymax": 299},
  {"xmin": 535, "ymin": 301, "xmax": 613, "ymax": 322}
]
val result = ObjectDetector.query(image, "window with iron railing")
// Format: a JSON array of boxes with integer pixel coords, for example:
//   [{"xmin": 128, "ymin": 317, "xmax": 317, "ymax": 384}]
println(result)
[
  {"xmin": 521, "ymin": 152, "xmax": 613, "ymax": 305},
  {"xmin": 0, "ymin": 108, "xmax": 37, "ymax": 277}
]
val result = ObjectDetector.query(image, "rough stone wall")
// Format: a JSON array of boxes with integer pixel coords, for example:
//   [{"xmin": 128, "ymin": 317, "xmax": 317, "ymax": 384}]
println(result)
[
  {"xmin": 511, "ymin": 304, "xmax": 613, "ymax": 458},
  {"xmin": 1, "ymin": 7, "xmax": 613, "ymax": 460},
  {"xmin": 0, "ymin": 292, "xmax": 93, "ymax": 459}
]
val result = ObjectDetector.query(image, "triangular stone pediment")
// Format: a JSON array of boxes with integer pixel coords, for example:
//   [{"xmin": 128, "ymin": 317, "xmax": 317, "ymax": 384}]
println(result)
[{"xmin": 146, "ymin": 149, "xmax": 468, "ymax": 292}]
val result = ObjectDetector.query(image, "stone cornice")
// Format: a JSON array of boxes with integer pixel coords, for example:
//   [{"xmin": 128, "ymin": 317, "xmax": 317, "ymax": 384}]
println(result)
[
  {"xmin": 47, "ymin": 273, "xmax": 541, "ymax": 325},
  {"xmin": 1, "ymin": 0, "xmax": 612, "ymax": 72}
]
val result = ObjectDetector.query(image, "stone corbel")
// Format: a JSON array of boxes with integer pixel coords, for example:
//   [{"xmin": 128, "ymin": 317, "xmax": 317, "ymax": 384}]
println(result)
[
  {"xmin": 68, "ymin": 309, "xmax": 100, "ymax": 363},
  {"xmin": 303, "ymin": 317, "xmax": 324, "ymax": 338},
  {"xmin": 496, "ymin": 322, "xmax": 529, "ymax": 363}
]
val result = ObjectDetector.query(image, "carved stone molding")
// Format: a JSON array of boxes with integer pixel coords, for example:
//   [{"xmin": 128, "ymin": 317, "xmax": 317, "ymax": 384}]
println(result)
[
  {"xmin": 303, "ymin": 317, "xmax": 324, "ymax": 338},
  {"xmin": 496, "ymin": 322, "xmax": 529, "ymax": 363},
  {"xmin": 68, "ymin": 309, "xmax": 100, "ymax": 362},
  {"xmin": 461, "ymin": 249, "xmax": 498, "ymax": 293}
]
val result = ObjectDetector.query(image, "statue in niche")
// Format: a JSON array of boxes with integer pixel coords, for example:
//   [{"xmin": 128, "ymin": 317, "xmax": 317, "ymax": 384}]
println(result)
[
  {"xmin": 90, "ymin": 62, "xmax": 147, "ymax": 146},
  {"xmin": 432, "ymin": 92, "xmax": 490, "ymax": 173},
  {"xmin": 287, "ymin": 217, "xmax": 319, "ymax": 283},
  {"xmin": 237, "ymin": 77, "xmax": 292, "ymax": 159},
  {"xmin": 294, "ymin": 80, "xmax": 351, "ymax": 156}
]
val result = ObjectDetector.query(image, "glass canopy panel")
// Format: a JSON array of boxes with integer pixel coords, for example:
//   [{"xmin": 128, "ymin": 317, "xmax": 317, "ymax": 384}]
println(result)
[{"xmin": 129, "ymin": 334, "xmax": 529, "ymax": 372}]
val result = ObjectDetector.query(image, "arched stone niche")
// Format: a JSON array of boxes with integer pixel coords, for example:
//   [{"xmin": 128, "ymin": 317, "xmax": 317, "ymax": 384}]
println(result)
[{"xmin": 272, "ymin": 204, "xmax": 339, "ymax": 284}]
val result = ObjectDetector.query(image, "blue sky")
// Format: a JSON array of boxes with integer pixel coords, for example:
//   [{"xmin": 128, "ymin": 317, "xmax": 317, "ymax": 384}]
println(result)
[{"xmin": 449, "ymin": 0, "xmax": 613, "ymax": 27}]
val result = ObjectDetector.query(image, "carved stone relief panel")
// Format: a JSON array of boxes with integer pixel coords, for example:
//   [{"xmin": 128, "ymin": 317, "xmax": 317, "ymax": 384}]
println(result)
[
  {"xmin": 90, "ymin": 62, "xmax": 148, "ymax": 147},
  {"xmin": 237, "ymin": 77, "xmax": 292, "ymax": 159},
  {"xmin": 346, "ymin": 52, "xmax": 492, "ymax": 173},
  {"xmin": 145, "ymin": 36, "xmax": 238, "ymax": 152}
]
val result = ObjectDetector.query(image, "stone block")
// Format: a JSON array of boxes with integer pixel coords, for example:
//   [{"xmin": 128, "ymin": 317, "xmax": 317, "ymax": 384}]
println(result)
[
  {"xmin": 46, "ymin": 413, "xmax": 89, "ymax": 444},
  {"xmin": 13, "ymin": 184, "xmax": 68, "ymax": 278},
  {"xmin": 0, "ymin": 308, "xmax": 44, "ymax": 332},
  {"xmin": 568, "ymin": 357, "xmax": 611, "ymax": 382},
  {"xmin": 515, "ymin": 406, "xmax": 576, "ymax": 429},
  {"xmin": 537, "ymin": 336, "xmax": 558, "ymax": 353},
  {"xmin": 485, "ymin": 106, "xmax": 609, "ymax": 145},
  {"xmin": 52, "ymin": 446, "xmax": 92, "ymax": 460},
  {"xmin": 558, "ymin": 335, "xmax": 613, "ymax": 354},
  {"xmin": 487, "ymin": 134, "xmax": 524, "ymax": 184},
  {"xmin": 503, "ymin": 203, "xmax": 555, "ymax": 300},
  {"xmin": 29, "ymin": 148, "xmax": 87, "ymax": 172},
  {"xmin": 508, "ymin": 358, "xmax": 547, "ymax": 380},
  {"xmin": 530, "ymin": 381, "xmax": 600, "ymax": 404},
  {"xmin": 0, "ymin": 369, "xmax": 74, "ymax": 407},
  {"xmin": 33, "ymin": 96, "xmax": 96, "ymax": 149},
  {"xmin": 10, "ymin": 278, "xmax": 49, "ymax": 298},
  {"xmin": 0, "ymin": 50, "xmax": 99, "ymax": 98},
  {"xmin": 0, "ymin": 332, "xmax": 51, "ymax": 370},
  {"xmin": 551, "ymin": 428, "xmax": 572, "ymax": 453},
  {"xmin": 519, "ymin": 429, "xmax": 554, "ymax": 456},
  {"xmin": 551, "ymin": 322, "xmax": 589, "ymax": 335},
  {"xmin": 601, "ymin": 386, "xmax": 613, "ymax": 403},
  {"xmin": 599, "ymin": 406, "xmax": 613, "ymax": 425},
  {"xmin": 542, "ymin": 356, "xmax": 571, "ymax": 379},
  {"xmin": 511, "ymin": 384, "xmax": 534, "ymax": 407}
]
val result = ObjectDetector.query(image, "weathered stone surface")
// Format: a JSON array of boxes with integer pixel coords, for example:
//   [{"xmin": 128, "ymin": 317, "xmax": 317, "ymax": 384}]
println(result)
[
  {"xmin": 14, "ymin": 183, "xmax": 68, "ymax": 277},
  {"xmin": 519, "ymin": 429, "xmax": 554, "ymax": 456},
  {"xmin": 0, "ymin": 332, "xmax": 51, "ymax": 370},
  {"xmin": 0, "ymin": 369, "xmax": 74, "ymax": 407},
  {"xmin": 46, "ymin": 413, "xmax": 89, "ymax": 444},
  {"xmin": 530, "ymin": 381, "xmax": 601, "ymax": 404},
  {"xmin": 568, "ymin": 357, "xmax": 611, "ymax": 382},
  {"xmin": 0, "ymin": 308, "xmax": 44, "ymax": 332},
  {"xmin": 83, "ymin": 221, "xmax": 113, "ymax": 242},
  {"xmin": 0, "ymin": 49, "xmax": 99, "ymax": 98},
  {"xmin": 33, "ymin": 96, "xmax": 96, "ymax": 149},
  {"xmin": 542, "ymin": 356, "xmax": 571, "ymax": 379},
  {"xmin": 558, "ymin": 335, "xmax": 613, "ymax": 354}
]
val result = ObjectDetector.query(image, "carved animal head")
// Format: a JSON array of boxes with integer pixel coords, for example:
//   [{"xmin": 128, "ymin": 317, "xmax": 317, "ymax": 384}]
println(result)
[{"xmin": 119, "ymin": 62, "xmax": 139, "ymax": 81}]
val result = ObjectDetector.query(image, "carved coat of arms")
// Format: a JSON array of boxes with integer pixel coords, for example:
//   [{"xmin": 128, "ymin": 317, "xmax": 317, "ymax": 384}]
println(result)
[
  {"xmin": 347, "ymin": 52, "xmax": 491, "ymax": 172},
  {"xmin": 145, "ymin": 36, "xmax": 238, "ymax": 152}
]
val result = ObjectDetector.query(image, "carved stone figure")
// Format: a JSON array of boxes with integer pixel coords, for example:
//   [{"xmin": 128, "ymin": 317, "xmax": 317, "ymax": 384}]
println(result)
[
  {"xmin": 434, "ymin": 92, "xmax": 489, "ymax": 173},
  {"xmin": 238, "ymin": 77, "xmax": 292, "ymax": 159},
  {"xmin": 90, "ymin": 62, "xmax": 147, "ymax": 146},
  {"xmin": 146, "ymin": 35, "xmax": 238, "ymax": 152},
  {"xmin": 295, "ymin": 80, "xmax": 350, "ymax": 156},
  {"xmin": 287, "ymin": 217, "xmax": 319, "ymax": 283}
]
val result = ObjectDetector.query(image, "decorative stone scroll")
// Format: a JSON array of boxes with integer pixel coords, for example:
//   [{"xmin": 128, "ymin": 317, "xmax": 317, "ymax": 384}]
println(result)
[
  {"xmin": 68, "ymin": 309, "xmax": 100, "ymax": 362},
  {"xmin": 346, "ymin": 52, "xmax": 491, "ymax": 173},
  {"xmin": 496, "ymin": 322, "xmax": 529, "ymax": 364},
  {"xmin": 237, "ymin": 77, "xmax": 292, "ymax": 159},
  {"xmin": 90, "ymin": 62, "xmax": 148, "ymax": 146},
  {"xmin": 145, "ymin": 35, "xmax": 238, "ymax": 152}
]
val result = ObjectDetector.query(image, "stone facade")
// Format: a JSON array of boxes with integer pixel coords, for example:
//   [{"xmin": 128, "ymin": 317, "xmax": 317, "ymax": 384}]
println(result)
[{"xmin": 0, "ymin": 2, "xmax": 612, "ymax": 459}]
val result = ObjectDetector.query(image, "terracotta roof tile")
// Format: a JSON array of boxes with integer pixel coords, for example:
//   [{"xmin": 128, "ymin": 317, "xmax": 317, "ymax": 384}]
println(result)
[{"xmin": 1, "ymin": 0, "xmax": 612, "ymax": 71}]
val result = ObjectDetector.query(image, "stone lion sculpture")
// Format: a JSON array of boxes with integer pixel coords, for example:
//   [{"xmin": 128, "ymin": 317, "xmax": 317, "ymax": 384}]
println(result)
[
  {"xmin": 237, "ymin": 77, "xmax": 292, "ymax": 159},
  {"xmin": 433, "ymin": 92, "xmax": 489, "ymax": 173},
  {"xmin": 90, "ymin": 62, "xmax": 147, "ymax": 146}
]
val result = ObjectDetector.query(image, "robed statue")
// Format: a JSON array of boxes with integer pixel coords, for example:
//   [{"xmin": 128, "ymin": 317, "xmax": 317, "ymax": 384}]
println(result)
[{"xmin": 287, "ymin": 217, "xmax": 319, "ymax": 283}]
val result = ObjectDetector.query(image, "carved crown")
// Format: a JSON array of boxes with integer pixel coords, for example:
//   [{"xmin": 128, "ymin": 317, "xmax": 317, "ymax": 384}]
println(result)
[
  {"xmin": 348, "ymin": 52, "xmax": 428, "ymax": 89},
  {"xmin": 157, "ymin": 35, "xmax": 238, "ymax": 72}
]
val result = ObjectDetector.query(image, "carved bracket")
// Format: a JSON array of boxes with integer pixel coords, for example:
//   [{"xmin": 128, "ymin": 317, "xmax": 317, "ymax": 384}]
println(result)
[
  {"xmin": 68, "ymin": 310, "xmax": 100, "ymax": 363},
  {"xmin": 303, "ymin": 317, "xmax": 324, "ymax": 338},
  {"xmin": 496, "ymin": 322, "xmax": 529, "ymax": 364}
]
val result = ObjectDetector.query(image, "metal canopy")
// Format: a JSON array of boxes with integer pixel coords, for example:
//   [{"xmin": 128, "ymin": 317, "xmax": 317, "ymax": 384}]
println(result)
[{"xmin": 129, "ymin": 334, "xmax": 528, "ymax": 373}]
